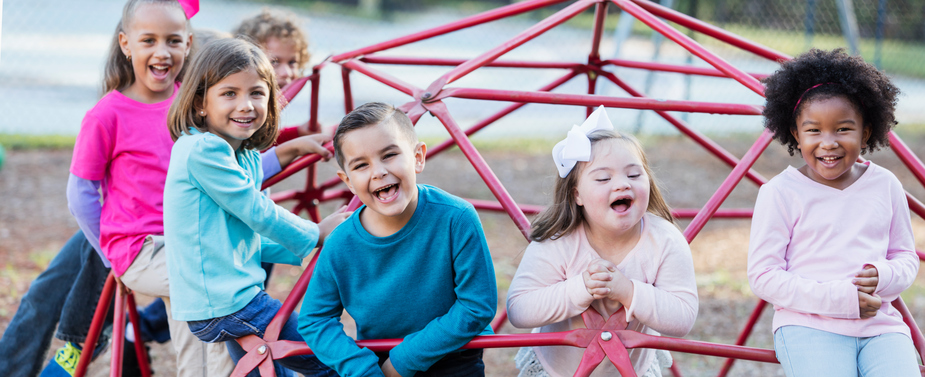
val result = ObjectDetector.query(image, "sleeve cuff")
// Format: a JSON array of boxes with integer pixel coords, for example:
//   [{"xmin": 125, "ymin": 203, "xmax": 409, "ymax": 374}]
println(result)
[
  {"xmin": 624, "ymin": 279, "xmax": 641, "ymax": 323},
  {"xmin": 869, "ymin": 261, "xmax": 894, "ymax": 296},
  {"xmin": 389, "ymin": 348, "xmax": 415, "ymax": 377},
  {"xmin": 261, "ymin": 147, "xmax": 282, "ymax": 179},
  {"xmin": 565, "ymin": 273, "xmax": 595, "ymax": 311}
]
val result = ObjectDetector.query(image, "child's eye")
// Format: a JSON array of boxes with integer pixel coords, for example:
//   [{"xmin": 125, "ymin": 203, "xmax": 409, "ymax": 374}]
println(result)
[
  {"xmin": 142, "ymin": 38, "xmax": 155, "ymax": 44},
  {"xmin": 595, "ymin": 177, "xmax": 610, "ymax": 182},
  {"xmin": 288, "ymin": 60, "xmax": 299, "ymax": 69},
  {"xmin": 251, "ymin": 90, "xmax": 266, "ymax": 97},
  {"xmin": 628, "ymin": 174, "xmax": 641, "ymax": 179},
  {"xmin": 352, "ymin": 163, "xmax": 367, "ymax": 171},
  {"xmin": 383, "ymin": 152, "xmax": 398, "ymax": 160},
  {"xmin": 270, "ymin": 59, "xmax": 280, "ymax": 68},
  {"xmin": 222, "ymin": 91, "xmax": 235, "ymax": 97}
]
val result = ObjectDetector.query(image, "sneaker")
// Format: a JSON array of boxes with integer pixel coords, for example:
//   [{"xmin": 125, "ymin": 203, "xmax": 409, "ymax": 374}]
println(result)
[{"xmin": 39, "ymin": 342, "xmax": 81, "ymax": 377}]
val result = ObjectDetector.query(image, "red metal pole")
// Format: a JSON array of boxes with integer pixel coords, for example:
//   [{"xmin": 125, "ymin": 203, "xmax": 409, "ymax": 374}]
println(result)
[
  {"xmin": 597, "ymin": 69, "xmax": 768, "ymax": 186},
  {"xmin": 684, "ymin": 131, "xmax": 774, "ymax": 242},
  {"xmin": 888, "ymin": 131, "xmax": 925, "ymax": 188},
  {"xmin": 111, "ymin": 282, "xmax": 126, "ymax": 377},
  {"xmin": 74, "ymin": 274, "xmax": 116, "ymax": 377},
  {"xmin": 342, "ymin": 67, "xmax": 355, "ymax": 113},
  {"xmin": 262, "ymin": 145, "xmax": 332, "ymax": 190},
  {"xmin": 425, "ymin": 100, "xmax": 532, "ymax": 238},
  {"xmin": 892, "ymin": 298, "xmax": 925, "ymax": 364},
  {"xmin": 603, "ymin": 58, "xmax": 768, "ymax": 80},
  {"xmin": 330, "ymin": 0, "xmax": 573, "ymax": 62},
  {"xmin": 588, "ymin": 2, "xmax": 608, "ymax": 61},
  {"xmin": 360, "ymin": 55, "xmax": 585, "ymax": 70},
  {"xmin": 341, "ymin": 60, "xmax": 421, "ymax": 97},
  {"xmin": 626, "ymin": 0, "xmax": 792, "ymax": 63},
  {"xmin": 441, "ymin": 87, "xmax": 764, "ymax": 115},
  {"xmin": 126, "ymin": 294, "xmax": 153, "ymax": 377},
  {"xmin": 717, "ymin": 299, "xmax": 768, "ymax": 377},
  {"xmin": 309, "ymin": 69, "xmax": 321, "ymax": 135},
  {"xmin": 436, "ymin": 0, "xmax": 595, "ymax": 87},
  {"xmin": 613, "ymin": 0, "xmax": 766, "ymax": 96}
]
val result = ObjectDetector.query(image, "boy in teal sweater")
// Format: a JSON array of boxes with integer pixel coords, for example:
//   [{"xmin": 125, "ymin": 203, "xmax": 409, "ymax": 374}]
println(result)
[{"xmin": 298, "ymin": 102, "xmax": 498, "ymax": 377}]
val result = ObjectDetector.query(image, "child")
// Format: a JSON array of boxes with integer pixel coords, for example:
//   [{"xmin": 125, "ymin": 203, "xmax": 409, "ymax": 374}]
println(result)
[
  {"xmin": 748, "ymin": 48, "xmax": 919, "ymax": 376},
  {"xmin": 298, "ymin": 102, "xmax": 498, "ymax": 377},
  {"xmin": 234, "ymin": 8, "xmax": 315, "ymax": 142},
  {"xmin": 163, "ymin": 37, "xmax": 348, "ymax": 377},
  {"xmin": 506, "ymin": 106, "xmax": 698, "ymax": 377}
]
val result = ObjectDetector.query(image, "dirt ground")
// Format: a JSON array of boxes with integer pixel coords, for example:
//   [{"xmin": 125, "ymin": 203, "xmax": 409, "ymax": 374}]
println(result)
[{"xmin": 2, "ymin": 134, "xmax": 925, "ymax": 376}]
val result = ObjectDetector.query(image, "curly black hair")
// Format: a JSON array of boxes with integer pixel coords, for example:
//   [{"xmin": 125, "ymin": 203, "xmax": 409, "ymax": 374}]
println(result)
[{"xmin": 762, "ymin": 48, "xmax": 900, "ymax": 155}]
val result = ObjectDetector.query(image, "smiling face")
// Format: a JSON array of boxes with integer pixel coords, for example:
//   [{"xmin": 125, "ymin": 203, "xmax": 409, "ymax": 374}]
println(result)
[
  {"xmin": 119, "ymin": 2, "xmax": 190, "ymax": 103},
  {"xmin": 336, "ymin": 121, "xmax": 426, "ymax": 235},
  {"xmin": 791, "ymin": 95, "xmax": 871, "ymax": 189},
  {"xmin": 574, "ymin": 139, "xmax": 650, "ymax": 239},
  {"xmin": 200, "ymin": 66, "xmax": 270, "ymax": 150},
  {"xmin": 264, "ymin": 37, "xmax": 302, "ymax": 88}
]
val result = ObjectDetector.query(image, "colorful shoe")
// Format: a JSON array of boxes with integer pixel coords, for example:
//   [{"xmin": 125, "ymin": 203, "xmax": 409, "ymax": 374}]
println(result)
[{"xmin": 39, "ymin": 342, "xmax": 81, "ymax": 377}]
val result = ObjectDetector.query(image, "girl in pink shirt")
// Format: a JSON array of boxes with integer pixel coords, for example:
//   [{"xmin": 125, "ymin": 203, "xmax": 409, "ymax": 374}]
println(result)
[
  {"xmin": 748, "ymin": 48, "xmax": 919, "ymax": 376},
  {"xmin": 507, "ymin": 106, "xmax": 698, "ymax": 377}
]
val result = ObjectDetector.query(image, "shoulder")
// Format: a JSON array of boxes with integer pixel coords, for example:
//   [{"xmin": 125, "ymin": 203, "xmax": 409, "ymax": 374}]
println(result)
[
  {"xmin": 419, "ymin": 185, "xmax": 477, "ymax": 219},
  {"xmin": 643, "ymin": 214, "xmax": 688, "ymax": 252},
  {"xmin": 865, "ymin": 162, "xmax": 905, "ymax": 196},
  {"xmin": 755, "ymin": 168, "xmax": 804, "ymax": 204},
  {"xmin": 82, "ymin": 91, "xmax": 127, "ymax": 127},
  {"xmin": 317, "ymin": 215, "xmax": 361, "ymax": 264},
  {"xmin": 525, "ymin": 227, "xmax": 581, "ymax": 255}
]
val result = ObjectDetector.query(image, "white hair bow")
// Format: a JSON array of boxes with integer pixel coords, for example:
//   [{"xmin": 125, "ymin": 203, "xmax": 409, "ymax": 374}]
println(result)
[{"xmin": 552, "ymin": 105, "xmax": 614, "ymax": 178}]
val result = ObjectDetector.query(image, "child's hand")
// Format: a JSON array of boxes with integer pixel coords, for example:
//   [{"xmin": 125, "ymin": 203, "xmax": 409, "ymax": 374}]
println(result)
[
  {"xmin": 858, "ymin": 291, "xmax": 882, "ymax": 319},
  {"xmin": 853, "ymin": 264, "xmax": 879, "ymax": 295},
  {"xmin": 317, "ymin": 207, "xmax": 352, "ymax": 246},
  {"xmin": 381, "ymin": 358, "xmax": 403, "ymax": 377},
  {"xmin": 582, "ymin": 259, "xmax": 633, "ymax": 304},
  {"xmin": 275, "ymin": 134, "xmax": 334, "ymax": 168}
]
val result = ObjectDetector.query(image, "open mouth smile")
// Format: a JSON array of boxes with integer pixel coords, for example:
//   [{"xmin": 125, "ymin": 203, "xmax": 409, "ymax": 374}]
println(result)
[
  {"xmin": 150, "ymin": 64, "xmax": 171, "ymax": 80},
  {"xmin": 373, "ymin": 183, "xmax": 400, "ymax": 203},
  {"xmin": 611, "ymin": 196, "xmax": 633, "ymax": 213},
  {"xmin": 817, "ymin": 155, "xmax": 843, "ymax": 167}
]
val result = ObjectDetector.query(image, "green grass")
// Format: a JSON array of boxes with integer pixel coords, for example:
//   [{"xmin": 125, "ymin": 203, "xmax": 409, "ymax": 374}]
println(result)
[{"xmin": 0, "ymin": 134, "xmax": 76, "ymax": 150}]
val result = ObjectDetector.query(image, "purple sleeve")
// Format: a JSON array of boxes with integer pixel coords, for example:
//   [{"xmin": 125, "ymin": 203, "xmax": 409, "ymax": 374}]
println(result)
[
  {"xmin": 66, "ymin": 173, "xmax": 110, "ymax": 267},
  {"xmin": 260, "ymin": 146, "xmax": 282, "ymax": 181}
]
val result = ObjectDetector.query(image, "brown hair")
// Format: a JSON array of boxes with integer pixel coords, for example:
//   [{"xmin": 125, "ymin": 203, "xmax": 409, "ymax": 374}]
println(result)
[
  {"xmin": 333, "ymin": 102, "xmax": 416, "ymax": 169},
  {"xmin": 103, "ymin": 0, "xmax": 192, "ymax": 95},
  {"xmin": 530, "ymin": 130, "xmax": 674, "ymax": 242},
  {"xmin": 233, "ymin": 8, "xmax": 311, "ymax": 71},
  {"xmin": 168, "ymin": 38, "xmax": 281, "ymax": 150}
]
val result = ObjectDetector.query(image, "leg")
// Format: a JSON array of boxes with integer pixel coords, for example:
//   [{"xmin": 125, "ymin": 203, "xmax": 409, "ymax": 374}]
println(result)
[
  {"xmin": 135, "ymin": 298, "xmax": 171, "ymax": 344},
  {"xmin": 857, "ymin": 332, "xmax": 920, "ymax": 377},
  {"xmin": 56, "ymin": 236, "xmax": 113, "ymax": 346},
  {"xmin": 0, "ymin": 231, "xmax": 91, "ymax": 377},
  {"xmin": 415, "ymin": 349, "xmax": 485, "ymax": 377},
  {"xmin": 774, "ymin": 325, "xmax": 858, "ymax": 377}
]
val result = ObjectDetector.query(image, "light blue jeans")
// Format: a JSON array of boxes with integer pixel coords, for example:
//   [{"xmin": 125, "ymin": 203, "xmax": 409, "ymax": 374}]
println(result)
[{"xmin": 774, "ymin": 325, "xmax": 920, "ymax": 377}]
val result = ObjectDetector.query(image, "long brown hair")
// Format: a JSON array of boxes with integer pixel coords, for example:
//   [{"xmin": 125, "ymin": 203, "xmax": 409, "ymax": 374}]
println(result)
[
  {"xmin": 102, "ymin": 0, "xmax": 192, "ymax": 95},
  {"xmin": 168, "ymin": 38, "xmax": 281, "ymax": 151},
  {"xmin": 530, "ymin": 130, "xmax": 674, "ymax": 242}
]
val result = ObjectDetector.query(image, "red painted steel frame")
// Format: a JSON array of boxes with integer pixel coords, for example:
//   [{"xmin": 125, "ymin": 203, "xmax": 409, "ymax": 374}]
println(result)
[{"xmin": 227, "ymin": 0, "xmax": 925, "ymax": 376}]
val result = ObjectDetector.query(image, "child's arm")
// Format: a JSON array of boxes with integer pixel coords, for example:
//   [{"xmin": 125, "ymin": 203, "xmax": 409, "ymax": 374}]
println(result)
[
  {"xmin": 507, "ymin": 241, "xmax": 594, "ymax": 328},
  {"xmin": 187, "ymin": 137, "xmax": 318, "ymax": 258},
  {"xmin": 748, "ymin": 186, "xmax": 859, "ymax": 318},
  {"xmin": 65, "ymin": 173, "xmax": 110, "ymax": 267},
  {"xmin": 260, "ymin": 134, "xmax": 333, "ymax": 180},
  {"xmin": 298, "ymin": 252, "xmax": 383, "ymax": 377},
  {"xmin": 863, "ymin": 179, "xmax": 920, "ymax": 303},
  {"xmin": 385, "ymin": 208, "xmax": 496, "ymax": 377}
]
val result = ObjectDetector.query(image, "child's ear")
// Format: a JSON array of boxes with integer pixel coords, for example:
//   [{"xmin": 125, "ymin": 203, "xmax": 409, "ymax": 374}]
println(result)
[
  {"xmin": 184, "ymin": 32, "xmax": 193, "ymax": 58},
  {"xmin": 336, "ymin": 170, "xmax": 356, "ymax": 195},
  {"xmin": 118, "ymin": 31, "xmax": 131, "ymax": 58},
  {"xmin": 862, "ymin": 126, "xmax": 872, "ymax": 145},
  {"xmin": 413, "ymin": 142, "xmax": 426, "ymax": 174},
  {"xmin": 789, "ymin": 127, "xmax": 801, "ymax": 147},
  {"xmin": 573, "ymin": 187, "xmax": 583, "ymax": 207}
]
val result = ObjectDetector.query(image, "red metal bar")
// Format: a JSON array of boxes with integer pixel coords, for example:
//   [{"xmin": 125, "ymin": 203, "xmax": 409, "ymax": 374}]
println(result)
[
  {"xmin": 360, "ymin": 55, "xmax": 585, "ymax": 70},
  {"xmin": 603, "ymin": 58, "xmax": 768, "ymax": 80},
  {"xmin": 126, "ymin": 294, "xmax": 153, "ymax": 377},
  {"xmin": 74, "ymin": 273, "xmax": 116, "ymax": 377},
  {"xmin": 614, "ymin": 0, "xmax": 766, "ymax": 96},
  {"xmin": 491, "ymin": 311, "xmax": 508, "ymax": 333},
  {"xmin": 437, "ymin": 0, "xmax": 595, "ymax": 87},
  {"xmin": 441, "ymin": 87, "xmax": 764, "ymax": 115},
  {"xmin": 262, "ymin": 144, "xmax": 332, "ymax": 190},
  {"xmin": 670, "ymin": 363, "xmax": 684, "ymax": 377},
  {"xmin": 281, "ymin": 76, "xmax": 311, "ymax": 105},
  {"xmin": 309, "ymin": 67, "xmax": 321, "ymax": 136},
  {"xmin": 342, "ymin": 67, "xmax": 355, "ymax": 113},
  {"xmin": 330, "ymin": 0, "xmax": 573, "ymax": 62},
  {"xmin": 597, "ymin": 69, "xmax": 768, "ymax": 186},
  {"xmin": 341, "ymin": 60, "xmax": 421, "ymax": 97},
  {"xmin": 684, "ymin": 131, "xmax": 773, "ymax": 242},
  {"xmin": 889, "ymin": 131, "xmax": 925, "ymax": 188},
  {"xmin": 426, "ymin": 100, "xmax": 532, "ymax": 238},
  {"xmin": 626, "ymin": 0, "xmax": 792, "ymax": 63},
  {"xmin": 588, "ymin": 2, "xmax": 608, "ymax": 61},
  {"xmin": 892, "ymin": 298, "xmax": 925, "ymax": 364},
  {"xmin": 111, "ymin": 282, "xmax": 126, "ymax": 377},
  {"xmin": 586, "ymin": 71, "xmax": 599, "ymax": 117},
  {"xmin": 917, "ymin": 250, "xmax": 925, "ymax": 261},
  {"xmin": 717, "ymin": 299, "xmax": 768, "ymax": 377}
]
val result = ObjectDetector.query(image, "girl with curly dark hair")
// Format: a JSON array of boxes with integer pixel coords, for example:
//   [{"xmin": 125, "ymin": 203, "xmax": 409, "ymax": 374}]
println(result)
[{"xmin": 747, "ymin": 48, "xmax": 919, "ymax": 376}]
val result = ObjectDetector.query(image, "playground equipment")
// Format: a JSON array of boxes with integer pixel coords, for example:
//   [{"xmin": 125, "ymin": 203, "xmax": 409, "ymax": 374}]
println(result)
[{"xmin": 75, "ymin": 0, "xmax": 925, "ymax": 375}]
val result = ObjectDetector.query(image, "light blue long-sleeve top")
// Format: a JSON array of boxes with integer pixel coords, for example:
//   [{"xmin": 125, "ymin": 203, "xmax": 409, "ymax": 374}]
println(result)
[
  {"xmin": 298, "ymin": 185, "xmax": 497, "ymax": 377},
  {"xmin": 163, "ymin": 128, "xmax": 318, "ymax": 321}
]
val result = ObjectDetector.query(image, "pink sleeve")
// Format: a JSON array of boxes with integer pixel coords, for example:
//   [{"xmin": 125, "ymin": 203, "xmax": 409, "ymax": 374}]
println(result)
[
  {"xmin": 70, "ymin": 112, "xmax": 114, "ymax": 181},
  {"xmin": 624, "ymin": 233, "xmax": 698, "ymax": 337},
  {"xmin": 747, "ymin": 185, "xmax": 860, "ymax": 319},
  {"xmin": 870, "ymin": 177, "xmax": 919, "ymax": 302},
  {"xmin": 506, "ymin": 241, "xmax": 595, "ymax": 329}
]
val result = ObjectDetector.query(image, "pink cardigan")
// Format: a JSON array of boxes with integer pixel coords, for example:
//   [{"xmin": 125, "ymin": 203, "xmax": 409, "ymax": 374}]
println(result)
[
  {"xmin": 748, "ymin": 162, "xmax": 918, "ymax": 338},
  {"xmin": 507, "ymin": 214, "xmax": 698, "ymax": 377}
]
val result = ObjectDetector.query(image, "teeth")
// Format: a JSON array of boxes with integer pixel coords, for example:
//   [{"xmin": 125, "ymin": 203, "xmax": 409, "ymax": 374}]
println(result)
[
  {"xmin": 375, "ymin": 184, "xmax": 394, "ymax": 193},
  {"xmin": 152, "ymin": 65, "xmax": 169, "ymax": 70},
  {"xmin": 232, "ymin": 118, "xmax": 253, "ymax": 123}
]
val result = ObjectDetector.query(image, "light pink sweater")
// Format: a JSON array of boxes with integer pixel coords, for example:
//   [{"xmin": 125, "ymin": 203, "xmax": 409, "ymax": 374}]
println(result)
[
  {"xmin": 748, "ymin": 162, "xmax": 919, "ymax": 338},
  {"xmin": 507, "ymin": 214, "xmax": 699, "ymax": 377}
]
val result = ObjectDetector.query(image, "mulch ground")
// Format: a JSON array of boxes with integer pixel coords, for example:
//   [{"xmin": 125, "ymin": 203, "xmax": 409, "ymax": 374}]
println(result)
[{"xmin": 2, "ymin": 134, "xmax": 925, "ymax": 376}]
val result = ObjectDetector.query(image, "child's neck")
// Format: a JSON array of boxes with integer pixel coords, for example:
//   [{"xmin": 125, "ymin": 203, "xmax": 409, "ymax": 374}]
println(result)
[
  {"xmin": 121, "ymin": 82, "xmax": 174, "ymax": 104},
  {"xmin": 584, "ymin": 219, "xmax": 642, "ymax": 265},
  {"xmin": 360, "ymin": 189, "xmax": 419, "ymax": 238}
]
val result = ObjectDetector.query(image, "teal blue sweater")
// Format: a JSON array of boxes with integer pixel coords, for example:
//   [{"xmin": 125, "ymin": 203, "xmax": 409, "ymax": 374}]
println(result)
[
  {"xmin": 164, "ymin": 129, "xmax": 319, "ymax": 321},
  {"xmin": 298, "ymin": 185, "xmax": 497, "ymax": 377}
]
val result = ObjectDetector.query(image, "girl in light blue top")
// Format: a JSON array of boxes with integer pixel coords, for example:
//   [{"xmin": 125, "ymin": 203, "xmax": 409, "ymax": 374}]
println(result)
[{"xmin": 163, "ymin": 38, "xmax": 349, "ymax": 377}]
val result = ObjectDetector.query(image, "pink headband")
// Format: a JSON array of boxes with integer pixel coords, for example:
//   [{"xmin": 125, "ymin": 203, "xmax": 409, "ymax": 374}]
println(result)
[
  {"xmin": 792, "ymin": 82, "xmax": 835, "ymax": 114},
  {"xmin": 177, "ymin": 0, "xmax": 199, "ymax": 18}
]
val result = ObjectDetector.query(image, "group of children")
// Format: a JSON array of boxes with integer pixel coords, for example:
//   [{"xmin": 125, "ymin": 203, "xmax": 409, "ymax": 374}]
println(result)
[{"xmin": 0, "ymin": 0, "xmax": 921, "ymax": 376}]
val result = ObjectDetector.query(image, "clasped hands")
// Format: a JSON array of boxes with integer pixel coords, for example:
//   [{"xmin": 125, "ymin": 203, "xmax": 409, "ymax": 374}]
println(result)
[
  {"xmin": 582, "ymin": 258, "xmax": 633, "ymax": 303},
  {"xmin": 855, "ymin": 264, "xmax": 881, "ymax": 319}
]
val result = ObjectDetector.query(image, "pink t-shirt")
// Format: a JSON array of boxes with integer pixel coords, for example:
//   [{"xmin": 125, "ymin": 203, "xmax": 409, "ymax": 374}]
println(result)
[
  {"xmin": 70, "ymin": 83, "xmax": 179, "ymax": 276},
  {"xmin": 748, "ymin": 162, "xmax": 919, "ymax": 338}
]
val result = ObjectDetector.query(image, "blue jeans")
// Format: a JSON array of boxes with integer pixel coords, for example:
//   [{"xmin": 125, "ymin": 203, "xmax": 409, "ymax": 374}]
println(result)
[
  {"xmin": 188, "ymin": 291, "xmax": 337, "ymax": 377},
  {"xmin": 0, "ymin": 230, "xmax": 111, "ymax": 377},
  {"xmin": 774, "ymin": 325, "xmax": 920, "ymax": 377},
  {"xmin": 376, "ymin": 349, "xmax": 485, "ymax": 377}
]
